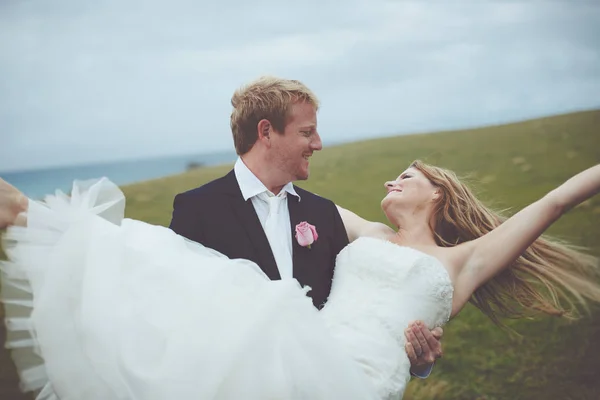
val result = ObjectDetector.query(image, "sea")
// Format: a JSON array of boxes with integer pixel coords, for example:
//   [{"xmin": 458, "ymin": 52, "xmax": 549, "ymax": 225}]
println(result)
[{"xmin": 1, "ymin": 150, "xmax": 238, "ymax": 200}]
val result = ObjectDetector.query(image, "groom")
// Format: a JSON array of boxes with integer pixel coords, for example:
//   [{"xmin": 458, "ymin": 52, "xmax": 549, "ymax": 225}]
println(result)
[{"xmin": 168, "ymin": 76, "xmax": 443, "ymax": 376}]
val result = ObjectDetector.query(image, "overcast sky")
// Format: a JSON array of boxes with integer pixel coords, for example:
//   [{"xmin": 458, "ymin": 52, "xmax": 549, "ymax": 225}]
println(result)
[{"xmin": 1, "ymin": 0, "xmax": 599, "ymax": 172}]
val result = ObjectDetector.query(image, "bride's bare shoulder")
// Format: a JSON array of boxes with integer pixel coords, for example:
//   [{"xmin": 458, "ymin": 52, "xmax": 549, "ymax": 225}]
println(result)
[{"xmin": 361, "ymin": 223, "xmax": 394, "ymax": 240}]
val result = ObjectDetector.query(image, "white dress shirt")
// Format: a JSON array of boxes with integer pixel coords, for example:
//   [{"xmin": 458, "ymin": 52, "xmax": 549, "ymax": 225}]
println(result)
[{"xmin": 233, "ymin": 157, "xmax": 301, "ymax": 279}]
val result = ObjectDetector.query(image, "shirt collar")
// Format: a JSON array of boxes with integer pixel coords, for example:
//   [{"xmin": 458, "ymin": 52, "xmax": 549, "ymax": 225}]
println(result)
[{"xmin": 234, "ymin": 157, "xmax": 301, "ymax": 201}]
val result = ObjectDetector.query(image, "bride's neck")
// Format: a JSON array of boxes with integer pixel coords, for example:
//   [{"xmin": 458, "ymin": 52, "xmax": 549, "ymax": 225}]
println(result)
[{"xmin": 392, "ymin": 215, "xmax": 437, "ymax": 248}]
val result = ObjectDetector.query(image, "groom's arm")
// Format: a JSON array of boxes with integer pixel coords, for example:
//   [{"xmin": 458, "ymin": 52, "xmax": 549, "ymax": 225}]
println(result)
[
  {"xmin": 330, "ymin": 202, "xmax": 350, "ymax": 259},
  {"xmin": 406, "ymin": 322, "xmax": 444, "ymax": 378},
  {"xmin": 169, "ymin": 192, "xmax": 207, "ymax": 245}
]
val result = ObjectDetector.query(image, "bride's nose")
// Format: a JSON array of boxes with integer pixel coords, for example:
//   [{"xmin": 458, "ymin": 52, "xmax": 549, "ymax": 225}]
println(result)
[{"xmin": 384, "ymin": 181, "xmax": 394, "ymax": 190}]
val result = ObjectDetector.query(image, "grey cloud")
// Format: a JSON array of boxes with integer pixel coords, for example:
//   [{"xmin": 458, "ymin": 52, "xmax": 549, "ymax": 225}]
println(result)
[{"xmin": 1, "ymin": 0, "xmax": 599, "ymax": 171}]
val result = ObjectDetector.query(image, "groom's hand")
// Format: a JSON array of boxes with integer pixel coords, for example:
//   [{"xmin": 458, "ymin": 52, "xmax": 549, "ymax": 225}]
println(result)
[
  {"xmin": 405, "ymin": 321, "xmax": 443, "ymax": 374},
  {"xmin": 0, "ymin": 178, "xmax": 28, "ymax": 229}
]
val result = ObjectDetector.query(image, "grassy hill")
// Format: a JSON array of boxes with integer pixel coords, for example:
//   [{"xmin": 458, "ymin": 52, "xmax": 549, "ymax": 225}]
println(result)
[{"xmin": 2, "ymin": 109, "xmax": 599, "ymax": 399}]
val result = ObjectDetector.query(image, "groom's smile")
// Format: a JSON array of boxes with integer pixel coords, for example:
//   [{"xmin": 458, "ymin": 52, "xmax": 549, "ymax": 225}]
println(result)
[{"xmin": 272, "ymin": 101, "xmax": 322, "ymax": 182}]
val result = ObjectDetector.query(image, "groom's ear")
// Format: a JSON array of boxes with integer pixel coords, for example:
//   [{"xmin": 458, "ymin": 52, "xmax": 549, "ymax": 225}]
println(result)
[{"xmin": 257, "ymin": 119, "xmax": 272, "ymax": 144}]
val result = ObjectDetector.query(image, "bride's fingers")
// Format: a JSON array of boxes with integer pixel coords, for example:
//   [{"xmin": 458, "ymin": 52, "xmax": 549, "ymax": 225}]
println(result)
[
  {"xmin": 0, "ymin": 179, "xmax": 28, "ymax": 228},
  {"xmin": 16, "ymin": 192, "xmax": 28, "ymax": 210}
]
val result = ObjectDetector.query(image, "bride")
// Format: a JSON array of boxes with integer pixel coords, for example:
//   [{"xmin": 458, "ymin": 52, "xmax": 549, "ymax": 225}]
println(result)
[{"xmin": 1, "ymin": 160, "xmax": 600, "ymax": 400}]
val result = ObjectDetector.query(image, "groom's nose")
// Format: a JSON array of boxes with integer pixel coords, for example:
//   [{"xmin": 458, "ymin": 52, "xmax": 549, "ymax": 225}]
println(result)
[{"xmin": 311, "ymin": 132, "xmax": 323, "ymax": 151}]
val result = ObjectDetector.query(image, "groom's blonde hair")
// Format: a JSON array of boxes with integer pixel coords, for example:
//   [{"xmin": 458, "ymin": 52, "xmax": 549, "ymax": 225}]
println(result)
[{"xmin": 230, "ymin": 76, "xmax": 320, "ymax": 155}]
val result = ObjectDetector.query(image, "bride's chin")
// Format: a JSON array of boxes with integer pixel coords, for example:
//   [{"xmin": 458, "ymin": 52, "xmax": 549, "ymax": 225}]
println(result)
[
  {"xmin": 381, "ymin": 195, "xmax": 398, "ymax": 208},
  {"xmin": 380, "ymin": 198, "xmax": 389, "ymax": 210},
  {"xmin": 380, "ymin": 199, "xmax": 393, "ymax": 216}
]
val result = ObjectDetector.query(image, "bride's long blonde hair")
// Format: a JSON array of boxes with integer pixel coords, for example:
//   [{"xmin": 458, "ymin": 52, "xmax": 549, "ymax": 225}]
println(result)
[{"xmin": 410, "ymin": 160, "xmax": 600, "ymax": 325}]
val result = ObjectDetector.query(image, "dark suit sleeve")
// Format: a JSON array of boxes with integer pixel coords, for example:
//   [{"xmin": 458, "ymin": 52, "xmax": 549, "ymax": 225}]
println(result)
[
  {"xmin": 330, "ymin": 200, "xmax": 349, "ymax": 270},
  {"xmin": 168, "ymin": 193, "xmax": 206, "ymax": 245}
]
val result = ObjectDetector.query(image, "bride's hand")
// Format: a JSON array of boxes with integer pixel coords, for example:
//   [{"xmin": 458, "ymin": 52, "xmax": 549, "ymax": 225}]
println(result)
[{"xmin": 0, "ymin": 178, "xmax": 28, "ymax": 229}]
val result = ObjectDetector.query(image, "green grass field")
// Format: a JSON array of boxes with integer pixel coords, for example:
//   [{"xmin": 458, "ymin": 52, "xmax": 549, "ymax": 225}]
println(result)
[{"xmin": 2, "ymin": 109, "xmax": 599, "ymax": 399}]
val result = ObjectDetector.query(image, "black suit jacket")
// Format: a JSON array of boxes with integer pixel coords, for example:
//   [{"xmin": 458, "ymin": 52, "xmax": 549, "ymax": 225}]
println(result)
[{"xmin": 168, "ymin": 170, "xmax": 349, "ymax": 309}]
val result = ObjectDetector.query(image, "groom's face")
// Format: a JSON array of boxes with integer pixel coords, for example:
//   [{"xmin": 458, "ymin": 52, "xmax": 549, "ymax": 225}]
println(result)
[{"xmin": 271, "ymin": 101, "xmax": 322, "ymax": 181}]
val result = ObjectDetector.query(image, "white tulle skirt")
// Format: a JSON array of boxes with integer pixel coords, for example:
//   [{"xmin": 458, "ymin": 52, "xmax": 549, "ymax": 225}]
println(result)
[{"xmin": 1, "ymin": 178, "xmax": 377, "ymax": 400}]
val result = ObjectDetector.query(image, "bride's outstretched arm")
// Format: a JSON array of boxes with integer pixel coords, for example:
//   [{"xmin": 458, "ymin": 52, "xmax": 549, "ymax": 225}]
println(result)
[
  {"xmin": 450, "ymin": 164, "xmax": 600, "ymax": 316},
  {"xmin": 335, "ymin": 205, "xmax": 393, "ymax": 242},
  {"xmin": 0, "ymin": 178, "xmax": 28, "ymax": 228}
]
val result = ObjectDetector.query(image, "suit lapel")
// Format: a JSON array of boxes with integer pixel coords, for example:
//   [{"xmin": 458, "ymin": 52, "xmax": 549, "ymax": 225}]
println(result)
[
  {"xmin": 221, "ymin": 170, "xmax": 281, "ymax": 280},
  {"xmin": 287, "ymin": 192, "xmax": 314, "ymax": 283}
]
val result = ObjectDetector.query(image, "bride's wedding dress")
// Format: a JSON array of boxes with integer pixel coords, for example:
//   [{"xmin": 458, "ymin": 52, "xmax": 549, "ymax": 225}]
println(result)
[{"xmin": 1, "ymin": 178, "xmax": 453, "ymax": 399}]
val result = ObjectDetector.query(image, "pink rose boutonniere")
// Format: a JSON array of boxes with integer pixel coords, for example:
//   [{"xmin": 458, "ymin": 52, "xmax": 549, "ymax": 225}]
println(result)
[{"xmin": 295, "ymin": 221, "xmax": 318, "ymax": 249}]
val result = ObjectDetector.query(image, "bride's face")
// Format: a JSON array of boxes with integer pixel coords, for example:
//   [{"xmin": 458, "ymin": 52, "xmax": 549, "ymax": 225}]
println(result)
[{"xmin": 381, "ymin": 167, "xmax": 439, "ymax": 218}]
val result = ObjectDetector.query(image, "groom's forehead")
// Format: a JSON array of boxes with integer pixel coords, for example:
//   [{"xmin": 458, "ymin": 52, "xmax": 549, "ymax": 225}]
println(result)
[
  {"xmin": 287, "ymin": 115, "xmax": 317, "ymax": 130},
  {"xmin": 289, "ymin": 101, "xmax": 317, "ymax": 117},
  {"xmin": 286, "ymin": 113, "xmax": 316, "ymax": 127}
]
